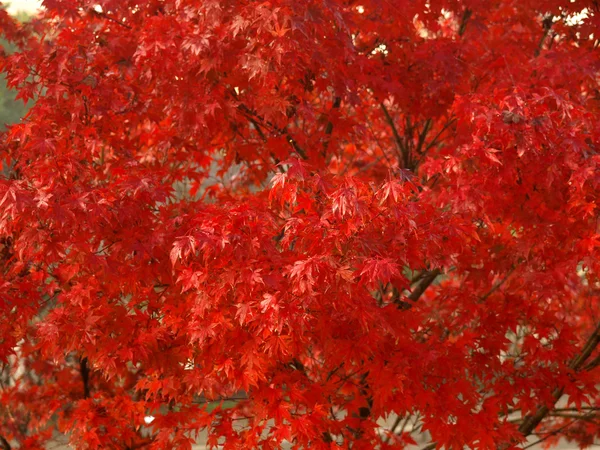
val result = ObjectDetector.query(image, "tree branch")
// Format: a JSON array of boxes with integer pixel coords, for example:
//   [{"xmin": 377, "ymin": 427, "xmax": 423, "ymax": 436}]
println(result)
[
  {"xmin": 323, "ymin": 96, "xmax": 342, "ymax": 155},
  {"xmin": 241, "ymin": 112, "xmax": 286, "ymax": 169},
  {"xmin": 414, "ymin": 119, "xmax": 432, "ymax": 157},
  {"xmin": 521, "ymin": 410, "xmax": 597, "ymax": 450},
  {"xmin": 416, "ymin": 117, "xmax": 456, "ymax": 167},
  {"xmin": 548, "ymin": 411, "xmax": 599, "ymax": 420},
  {"xmin": 380, "ymin": 102, "xmax": 409, "ymax": 169},
  {"xmin": 80, "ymin": 356, "xmax": 90, "ymax": 399},
  {"xmin": 395, "ymin": 268, "xmax": 441, "ymax": 310},
  {"xmin": 518, "ymin": 321, "xmax": 600, "ymax": 436},
  {"xmin": 479, "ymin": 266, "xmax": 515, "ymax": 303},
  {"xmin": 91, "ymin": 10, "xmax": 133, "ymax": 30},
  {"xmin": 534, "ymin": 14, "xmax": 553, "ymax": 57},
  {"xmin": 583, "ymin": 354, "xmax": 600, "ymax": 371},
  {"xmin": 236, "ymin": 102, "xmax": 308, "ymax": 160},
  {"xmin": 417, "ymin": 322, "xmax": 599, "ymax": 450},
  {"xmin": 458, "ymin": 8, "xmax": 472, "ymax": 37},
  {"xmin": 192, "ymin": 393, "xmax": 248, "ymax": 405},
  {"xmin": 383, "ymin": 414, "xmax": 412, "ymax": 444},
  {"xmin": 0, "ymin": 436, "xmax": 11, "ymax": 450},
  {"xmin": 408, "ymin": 269, "xmax": 441, "ymax": 303},
  {"xmin": 248, "ymin": 116, "xmax": 268, "ymax": 143}
]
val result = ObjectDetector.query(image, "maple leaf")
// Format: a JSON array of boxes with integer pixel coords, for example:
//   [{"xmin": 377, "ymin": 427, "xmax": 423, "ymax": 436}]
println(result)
[
  {"xmin": 360, "ymin": 258, "xmax": 401, "ymax": 285},
  {"xmin": 170, "ymin": 235, "xmax": 196, "ymax": 265},
  {"xmin": 378, "ymin": 178, "xmax": 405, "ymax": 204},
  {"xmin": 288, "ymin": 258, "xmax": 319, "ymax": 295}
]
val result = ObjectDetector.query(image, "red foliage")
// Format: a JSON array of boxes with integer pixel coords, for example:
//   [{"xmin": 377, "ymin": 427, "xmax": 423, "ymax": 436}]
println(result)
[{"xmin": 1, "ymin": 1, "xmax": 599, "ymax": 448}]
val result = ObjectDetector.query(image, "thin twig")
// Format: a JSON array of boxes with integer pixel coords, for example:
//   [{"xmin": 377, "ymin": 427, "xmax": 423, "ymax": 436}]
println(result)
[
  {"xmin": 237, "ymin": 103, "xmax": 307, "ymax": 159},
  {"xmin": 380, "ymin": 102, "xmax": 408, "ymax": 169},
  {"xmin": 521, "ymin": 410, "xmax": 596, "ymax": 449},
  {"xmin": 93, "ymin": 11, "xmax": 133, "ymax": 30},
  {"xmin": 383, "ymin": 415, "xmax": 404, "ymax": 444},
  {"xmin": 417, "ymin": 117, "xmax": 456, "ymax": 166},
  {"xmin": 547, "ymin": 411, "xmax": 599, "ymax": 420},
  {"xmin": 518, "ymin": 321, "xmax": 600, "ymax": 436},
  {"xmin": 479, "ymin": 266, "xmax": 515, "ymax": 303},
  {"xmin": 414, "ymin": 119, "xmax": 432, "ymax": 156}
]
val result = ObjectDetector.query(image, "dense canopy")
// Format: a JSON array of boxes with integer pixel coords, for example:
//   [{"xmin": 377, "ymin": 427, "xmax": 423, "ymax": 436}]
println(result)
[{"xmin": 0, "ymin": 0, "xmax": 599, "ymax": 448}]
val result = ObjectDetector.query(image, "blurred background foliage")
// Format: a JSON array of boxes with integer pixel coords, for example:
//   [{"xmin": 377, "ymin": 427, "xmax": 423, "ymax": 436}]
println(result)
[{"xmin": 0, "ymin": 7, "xmax": 33, "ymax": 131}]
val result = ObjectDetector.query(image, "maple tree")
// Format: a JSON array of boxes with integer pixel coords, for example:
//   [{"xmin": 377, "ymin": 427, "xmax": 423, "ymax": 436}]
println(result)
[{"xmin": 1, "ymin": 0, "xmax": 599, "ymax": 448}]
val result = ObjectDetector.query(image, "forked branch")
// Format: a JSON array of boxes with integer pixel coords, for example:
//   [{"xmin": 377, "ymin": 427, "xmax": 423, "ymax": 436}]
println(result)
[
  {"xmin": 380, "ymin": 102, "xmax": 409, "ymax": 169},
  {"xmin": 518, "ymin": 321, "xmax": 600, "ymax": 436},
  {"xmin": 0, "ymin": 436, "xmax": 11, "ymax": 450},
  {"xmin": 394, "ymin": 268, "xmax": 441, "ymax": 310}
]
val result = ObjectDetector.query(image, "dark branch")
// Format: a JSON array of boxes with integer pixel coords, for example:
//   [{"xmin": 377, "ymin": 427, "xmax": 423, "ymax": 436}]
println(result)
[
  {"xmin": 242, "ymin": 113, "xmax": 285, "ymax": 169},
  {"xmin": 458, "ymin": 8, "xmax": 472, "ymax": 37},
  {"xmin": 80, "ymin": 356, "xmax": 90, "ymax": 399},
  {"xmin": 380, "ymin": 102, "xmax": 409, "ymax": 169},
  {"xmin": 323, "ymin": 96, "xmax": 342, "ymax": 155},
  {"xmin": 479, "ymin": 266, "xmax": 515, "ymax": 303},
  {"xmin": 518, "ymin": 321, "xmax": 600, "ymax": 436},
  {"xmin": 384, "ymin": 414, "xmax": 411, "ymax": 444},
  {"xmin": 408, "ymin": 268, "xmax": 441, "ymax": 302},
  {"xmin": 548, "ymin": 411, "xmax": 599, "ymax": 420},
  {"xmin": 414, "ymin": 119, "xmax": 432, "ymax": 156},
  {"xmin": 192, "ymin": 393, "xmax": 248, "ymax": 405},
  {"xmin": 521, "ymin": 410, "xmax": 597, "ymax": 450},
  {"xmin": 416, "ymin": 117, "xmax": 456, "ymax": 166},
  {"xmin": 395, "ymin": 268, "xmax": 441, "ymax": 310},
  {"xmin": 248, "ymin": 116, "xmax": 268, "ymax": 143},
  {"xmin": 534, "ymin": 14, "xmax": 553, "ymax": 57},
  {"xmin": 0, "ymin": 436, "xmax": 11, "ymax": 450},
  {"xmin": 91, "ymin": 10, "xmax": 133, "ymax": 30},
  {"xmin": 421, "ymin": 322, "xmax": 599, "ymax": 450},
  {"xmin": 237, "ymin": 103, "xmax": 307, "ymax": 159},
  {"xmin": 583, "ymin": 354, "xmax": 600, "ymax": 371}
]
